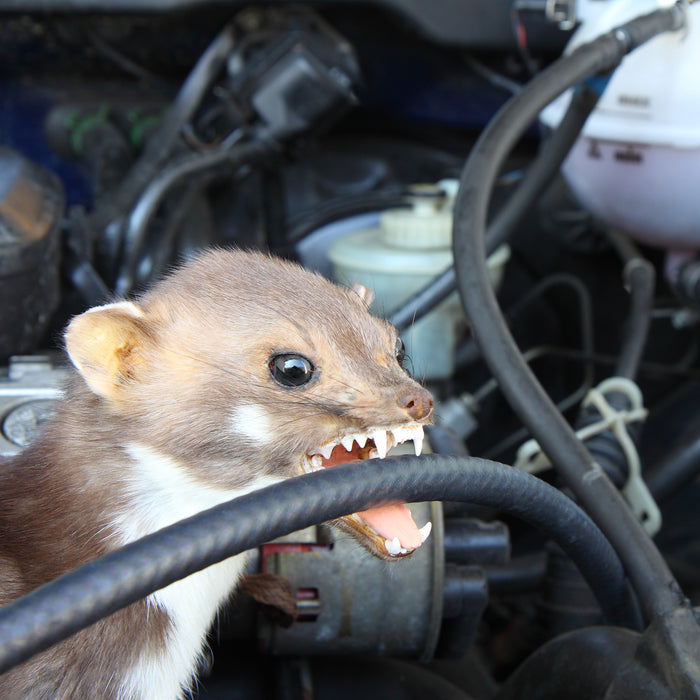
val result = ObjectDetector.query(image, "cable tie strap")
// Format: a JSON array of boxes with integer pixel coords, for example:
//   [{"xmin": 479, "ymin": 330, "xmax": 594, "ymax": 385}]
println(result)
[{"xmin": 514, "ymin": 377, "xmax": 661, "ymax": 535}]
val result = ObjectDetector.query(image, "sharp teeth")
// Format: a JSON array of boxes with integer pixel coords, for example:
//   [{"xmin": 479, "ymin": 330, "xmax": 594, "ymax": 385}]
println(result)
[
  {"xmin": 355, "ymin": 434, "xmax": 368, "ymax": 449},
  {"xmin": 310, "ymin": 454, "xmax": 323, "ymax": 469},
  {"xmin": 391, "ymin": 427, "xmax": 406, "ymax": 444},
  {"xmin": 373, "ymin": 430, "xmax": 388, "ymax": 459},
  {"xmin": 419, "ymin": 521, "xmax": 432, "ymax": 543},
  {"xmin": 387, "ymin": 425, "xmax": 425, "ymax": 455},
  {"xmin": 319, "ymin": 443, "xmax": 335, "ymax": 460},
  {"xmin": 340, "ymin": 435, "xmax": 355, "ymax": 452},
  {"xmin": 368, "ymin": 448, "xmax": 379, "ymax": 459},
  {"xmin": 413, "ymin": 426, "xmax": 424, "ymax": 456},
  {"xmin": 385, "ymin": 537, "xmax": 402, "ymax": 556}
]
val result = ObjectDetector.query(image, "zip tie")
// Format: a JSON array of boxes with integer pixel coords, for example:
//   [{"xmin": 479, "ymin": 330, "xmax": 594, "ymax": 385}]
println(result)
[{"xmin": 515, "ymin": 377, "xmax": 661, "ymax": 535}]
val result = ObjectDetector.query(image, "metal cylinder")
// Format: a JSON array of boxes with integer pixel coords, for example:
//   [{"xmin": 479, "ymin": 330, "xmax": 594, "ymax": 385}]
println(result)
[{"xmin": 260, "ymin": 501, "xmax": 444, "ymax": 661}]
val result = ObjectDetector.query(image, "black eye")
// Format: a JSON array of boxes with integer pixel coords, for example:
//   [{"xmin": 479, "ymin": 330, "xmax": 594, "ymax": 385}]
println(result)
[
  {"xmin": 394, "ymin": 337, "xmax": 406, "ymax": 367},
  {"xmin": 269, "ymin": 354, "xmax": 315, "ymax": 388}
]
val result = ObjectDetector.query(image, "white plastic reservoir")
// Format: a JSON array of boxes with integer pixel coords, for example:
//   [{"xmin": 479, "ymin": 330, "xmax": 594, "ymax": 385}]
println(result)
[
  {"xmin": 540, "ymin": 0, "xmax": 700, "ymax": 250},
  {"xmin": 328, "ymin": 184, "xmax": 509, "ymax": 381}
]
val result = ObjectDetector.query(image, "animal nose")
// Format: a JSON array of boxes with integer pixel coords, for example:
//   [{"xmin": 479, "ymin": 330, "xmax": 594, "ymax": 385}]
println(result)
[{"xmin": 397, "ymin": 388, "xmax": 433, "ymax": 421}]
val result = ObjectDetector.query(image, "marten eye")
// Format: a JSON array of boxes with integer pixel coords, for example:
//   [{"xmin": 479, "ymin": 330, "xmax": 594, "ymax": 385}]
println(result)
[
  {"xmin": 394, "ymin": 337, "xmax": 407, "ymax": 367},
  {"xmin": 269, "ymin": 353, "xmax": 315, "ymax": 388}
]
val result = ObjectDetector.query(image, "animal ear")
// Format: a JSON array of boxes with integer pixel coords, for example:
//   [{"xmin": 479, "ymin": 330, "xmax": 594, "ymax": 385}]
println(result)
[
  {"xmin": 64, "ymin": 301, "xmax": 151, "ymax": 400},
  {"xmin": 348, "ymin": 281, "xmax": 374, "ymax": 308}
]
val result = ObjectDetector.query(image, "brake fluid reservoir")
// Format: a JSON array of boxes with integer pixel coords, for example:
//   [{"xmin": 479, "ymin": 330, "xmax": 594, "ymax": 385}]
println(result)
[
  {"xmin": 328, "ymin": 184, "xmax": 509, "ymax": 381},
  {"xmin": 540, "ymin": 0, "xmax": 700, "ymax": 250}
]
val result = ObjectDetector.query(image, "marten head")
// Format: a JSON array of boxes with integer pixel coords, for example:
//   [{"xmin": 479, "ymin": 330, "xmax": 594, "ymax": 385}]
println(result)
[{"xmin": 65, "ymin": 249, "xmax": 434, "ymax": 558}]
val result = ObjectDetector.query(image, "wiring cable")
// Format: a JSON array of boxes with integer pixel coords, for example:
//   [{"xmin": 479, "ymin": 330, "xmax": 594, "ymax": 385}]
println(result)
[{"xmin": 91, "ymin": 22, "xmax": 238, "ymax": 252}]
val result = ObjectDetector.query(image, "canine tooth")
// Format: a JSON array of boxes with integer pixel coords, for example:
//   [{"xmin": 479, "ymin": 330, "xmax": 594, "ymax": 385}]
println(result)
[
  {"xmin": 355, "ymin": 434, "xmax": 368, "ymax": 449},
  {"xmin": 373, "ymin": 430, "xmax": 388, "ymax": 459},
  {"xmin": 310, "ymin": 454, "xmax": 323, "ymax": 469},
  {"xmin": 413, "ymin": 436, "xmax": 423, "ymax": 456},
  {"xmin": 413, "ymin": 426, "xmax": 424, "ymax": 456},
  {"xmin": 340, "ymin": 435, "xmax": 355, "ymax": 452},
  {"xmin": 385, "ymin": 537, "xmax": 402, "ymax": 556},
  {"xmin": 319, "ymin": 443, "xmax": 335, "ymax": 460},
  {"xmin": 419, "ymin": 521, "xmax": 432, "ymax": 543}
]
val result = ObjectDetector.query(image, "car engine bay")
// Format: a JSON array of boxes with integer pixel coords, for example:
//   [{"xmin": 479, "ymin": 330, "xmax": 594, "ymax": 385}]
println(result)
[{"xmin": 2, "ymin": 1, "xmax": 700, "ymax": 698}]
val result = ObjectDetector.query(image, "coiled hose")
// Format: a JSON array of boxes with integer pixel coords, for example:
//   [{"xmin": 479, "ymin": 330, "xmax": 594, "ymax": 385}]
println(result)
[
  {"xmin": 450, "ymin": 5, "xmax": 686, "ymax": 625},
  {"xmin": 0, "ymin": 455, "xmax": 639, "ymax": 674}
]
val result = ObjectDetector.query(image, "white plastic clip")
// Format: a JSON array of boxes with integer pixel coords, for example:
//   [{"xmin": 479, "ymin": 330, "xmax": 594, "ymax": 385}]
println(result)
[{"xmin": 514, "ymin": 377, "xmax": 661, "ymax": 536}]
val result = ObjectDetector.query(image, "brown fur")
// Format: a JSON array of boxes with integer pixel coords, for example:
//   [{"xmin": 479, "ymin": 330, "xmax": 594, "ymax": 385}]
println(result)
[{"xmin": 0, "ymin": 248, "xmax": 433, "ymax": 698}]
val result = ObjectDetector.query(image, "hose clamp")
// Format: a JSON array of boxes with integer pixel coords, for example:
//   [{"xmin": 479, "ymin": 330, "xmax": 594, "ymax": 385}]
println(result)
[{"xmin": 515, "ymin": 377, "xmax": 661, "ymax": 535}]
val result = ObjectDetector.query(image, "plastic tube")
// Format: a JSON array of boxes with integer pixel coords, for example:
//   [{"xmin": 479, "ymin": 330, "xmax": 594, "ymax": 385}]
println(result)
[
  {"xmin": 0, "ymin": 455, "xmax": 639, "ymax": 674},
  {"xmin": 450, "ymin": 5, "xmax": 686, "ymax": 623}
]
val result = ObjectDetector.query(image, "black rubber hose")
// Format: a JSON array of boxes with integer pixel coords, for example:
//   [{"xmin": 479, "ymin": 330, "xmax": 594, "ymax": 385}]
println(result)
[
  {"xmin": 388, "ymin": 83, "xmax": 601, "ymax": 333},
  {"xmin": 606, "ymin": 231, "xmax": 656, "ymax": 381},
  {"xmin": 572, "ymin": 233, "xmax": 654, "ymax": 485},
  {"xmin": 0, "ymin": 455, "xmax": 640, "ymax": 674},
  {"xmin": 485, "ymin": 553, "xmax": 547, "ymax": 594},
  {"xmin": 647, "ymin": 436, "xmax": 700, "ymax": 504},
  {"xmin": 389, "ymin": 266, "xmax": 457, "ymax": 332},
  {"xmin": 485, "ymin": 84, "xmax": 600, "ymax": 253},
  {"xmin": 450, "ymin": 5, "xmax": 686, "ymax": 623}
]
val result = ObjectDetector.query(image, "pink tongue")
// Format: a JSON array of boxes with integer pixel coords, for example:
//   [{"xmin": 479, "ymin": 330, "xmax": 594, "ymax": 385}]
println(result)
[{"xmin": 356, "ymin": 503, "xmax": 423, "ymax": 550}]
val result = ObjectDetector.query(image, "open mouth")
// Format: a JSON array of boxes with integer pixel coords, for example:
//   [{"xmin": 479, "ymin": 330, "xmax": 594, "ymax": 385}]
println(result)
[{"xmin": 300, "ymin": 425, "xmax": 431, "ymax": 557}]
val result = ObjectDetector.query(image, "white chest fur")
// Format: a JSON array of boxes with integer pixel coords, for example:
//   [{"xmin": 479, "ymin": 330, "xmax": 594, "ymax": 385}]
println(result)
[{"xmin": 114, "ymin": 444, "xmax": 280, "ymax": 700}]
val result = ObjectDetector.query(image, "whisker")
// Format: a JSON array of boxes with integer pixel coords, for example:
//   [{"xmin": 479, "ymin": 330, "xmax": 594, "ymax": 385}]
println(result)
[{"xmin": 321, "ymin": 373, "xmax": 367, "ymax": 395}]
